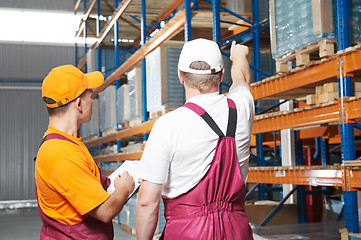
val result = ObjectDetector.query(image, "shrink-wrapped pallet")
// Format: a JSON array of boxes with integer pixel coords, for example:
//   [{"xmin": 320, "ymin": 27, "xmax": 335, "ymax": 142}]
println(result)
[
  {"xmin": 79, "ymin": 99, "xmax": 99, "ymax": 139},
  {"xmin": 116, "ymin": 84, "xmax": 130, "ymax": 124},
  {"xmin": 99, "ymin": 85, "xmax": 117, "ymax": 132},
  {"xmin": 146, "ymin": 47, "xmax": 185, "ymax": 113},
  {"xmin": 127, "ymin": 67, "xmax": 142, "ymax": 119},
  {"xmin": 270, "ymin": 0, "xmax": 361, "ymax": 59}
]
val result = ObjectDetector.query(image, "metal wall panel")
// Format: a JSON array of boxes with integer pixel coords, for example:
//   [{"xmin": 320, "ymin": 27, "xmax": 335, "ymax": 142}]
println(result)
[
  {"xmin": 0, "ymin": 0, "xmax": 74, "ymax": 11},
  {"xmin": 0, "ymin": 87, "xmax": 48, "ymax": 200},
  {"xmin": 0, "ymin": 43, "xmax": 78, "ymax": 83}
]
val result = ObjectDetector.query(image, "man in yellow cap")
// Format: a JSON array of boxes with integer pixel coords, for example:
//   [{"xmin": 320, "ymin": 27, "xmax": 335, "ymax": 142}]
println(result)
[{"xmin": 34, "ymin": 64, "xmax": 134, "ymax": 239}]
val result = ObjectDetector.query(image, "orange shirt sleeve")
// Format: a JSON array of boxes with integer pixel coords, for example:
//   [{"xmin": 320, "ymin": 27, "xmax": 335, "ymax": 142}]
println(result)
[{"xmin": 49, "ymin": 148, "xmax": 110, "ymax": 215}]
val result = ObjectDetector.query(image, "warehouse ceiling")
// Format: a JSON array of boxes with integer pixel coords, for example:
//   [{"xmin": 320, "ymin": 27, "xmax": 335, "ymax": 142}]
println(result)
[{"xmin": 76, "ymin": 0, "xmax": 252, "ymax": 50}]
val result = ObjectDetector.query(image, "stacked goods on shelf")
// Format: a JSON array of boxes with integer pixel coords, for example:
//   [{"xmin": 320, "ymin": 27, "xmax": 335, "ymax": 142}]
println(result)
[
  {"xmin": 306, "ymin": 82, "xmax": 361, "ymax": 105},
  {"xmin": 120, "ymin": 141, "xmax": 144, "ymax": 154},
  {"xmin": 79, "ymin": 99, "xmax": 99, "ymax": 140},
  {"xmin": 127, "ymin": 67, "xmax": 143, "ymax": 126},
  {"xmin": 226, "ymin": 0, "xmax": 251, "ymax": 15},
  {"xmin": 226, "ymin": 0, "xmax": 268, "ymax": 21},
  {"xmin": 146, "ymin": 47, "xmax": 185, "ymax": 119},
  {"xmin": 99, "ymin": 85, "xmax": 117, "ymax": 135},
  {"xmin": 269, "ymin": 0, "xmax": 335, "ymax": 60},
  {"xmin": 116, "ymin": 84, "xmax": 130, "ymax": 128},
  {"xmin": 351, "ymin": 0, "xmax": 361, "ymax": 43},
  {"xmin": 269, "ymin": 0, "xmax": 361, "ymax": 72},
  {"xmin": 94, "ymin": 49, "xmax": 132, "ymax": 78}
]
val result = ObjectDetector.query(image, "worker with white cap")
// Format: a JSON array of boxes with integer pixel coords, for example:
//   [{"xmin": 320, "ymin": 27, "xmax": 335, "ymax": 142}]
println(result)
[{"xmin": 136, "ymin": 39, "xmax": 254, "ymax": 239}]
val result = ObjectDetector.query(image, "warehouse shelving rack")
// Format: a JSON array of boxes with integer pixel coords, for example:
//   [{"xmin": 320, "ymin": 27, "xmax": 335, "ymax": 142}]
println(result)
[{"xmin": 75, "ymin": 0, "xmax": 361, "ymax": 234}]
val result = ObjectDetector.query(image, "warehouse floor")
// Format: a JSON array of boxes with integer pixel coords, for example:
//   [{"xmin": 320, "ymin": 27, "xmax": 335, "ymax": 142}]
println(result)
[
  {"xmin": 0, "ymin": 207, "xmax": 346, "ymax": 239},
  {"xmin": 0, "ymin": 208, "xmax": 136, "ymax": 240}
]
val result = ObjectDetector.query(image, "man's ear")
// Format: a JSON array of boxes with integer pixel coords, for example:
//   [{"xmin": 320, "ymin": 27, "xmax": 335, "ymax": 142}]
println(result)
[
  {"xmin": 178, "ymin": 70, "xmax": 184, "ymax": 85},
  {"xmin": 219, "ymin": 68, "xmax": 225, "ymax": 83},
  {"xmin": 75, "ymin": 97, "xmax": 82, "ymax": 112}
]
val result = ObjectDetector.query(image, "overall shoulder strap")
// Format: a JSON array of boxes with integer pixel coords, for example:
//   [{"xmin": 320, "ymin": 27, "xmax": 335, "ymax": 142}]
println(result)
[
  {"xmin": 183, "ymin": 102, "xmax": 225, "ymax": 138},
  {"xmin": 226, "ymin": 98, "xmax": 237, "ymax": 138},
  {"xmin": 34, "ymin": 133, "xmax": 79, "ymax": 162},
  {"xmin": 44, "ymin": 133, "xmax": 79, "ymax": 146},
  {"xmin": 183, "ymin": 99, "xmax": 237, "ymax": 138}
]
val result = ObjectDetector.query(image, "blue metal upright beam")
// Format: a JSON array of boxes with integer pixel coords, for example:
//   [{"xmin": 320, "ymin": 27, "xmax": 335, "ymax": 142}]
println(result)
[
  {"xmin": 252, "ymin": 0, "xmax": 264, "ymax": 200},
  {"xmin": 141, "ymin": 0, "xmax": 148, "ymax": 140},
  {"xmin": 114, "ymin": 0, "xmax": 122, "ymax": 152},
  {"xmin": 114, "ymin": 0, "xmax": 121, "ymax": 89},
  {"xmin": 96, "ymin": 0, "xmax": 102, "ymax": 73},
  {"xmin": 336, "ymin": 0, "xmax": 359, "ymax": 233},
  {"xmin": 84, "ymin": 0, "xmax": 88, "ymax": 72},
  {"xmin": 211, "ymin": 0, "xmax": 221, "ymax": 45},
  {"xmin": 184, "ymin": 0, "xmax": 192, "ymax": 42},
  {"xmin": 295, "ymin": 138, "xmax": 306, "ymax": 224}
]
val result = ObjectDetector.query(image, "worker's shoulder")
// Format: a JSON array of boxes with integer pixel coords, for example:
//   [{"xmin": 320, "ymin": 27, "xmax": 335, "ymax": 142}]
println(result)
[
  {"xmin": 39, "ymin": 137, "xmax": 81, "ymax": 156},
  {"xmin": 153, "ymin": 106, "xmax": 189, "ymax": 127},
  {"xmin": 227, "ymin": 86, "xmax": 253, "ymax": 100}
]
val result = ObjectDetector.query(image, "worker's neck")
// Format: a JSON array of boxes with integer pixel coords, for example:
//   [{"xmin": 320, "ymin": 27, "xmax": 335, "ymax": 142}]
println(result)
[
  {"xmin": 185, "ymin": 85, "xmax": 219, "ymax": 101},
  {"xmin": 49, "ymin": 114, "xmax": 79, "ymax": 137}
]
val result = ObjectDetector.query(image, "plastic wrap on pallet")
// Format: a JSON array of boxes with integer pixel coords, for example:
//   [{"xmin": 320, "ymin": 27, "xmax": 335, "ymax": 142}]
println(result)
[
  {"xmin": 116, "ymin": 84, "xmax": 130, "ymax": 124},
  {"xmin": 98, "ymin": 161, "xmax": 123, "ymax": 171},
  {"xmin": 351, "ymin": 0, "xmax": 361, "ymax": 44},
  {"xmin": 127, "ymin": 68, "xmax": 142, "ymax": 119},
  {"xmin": 157, "ymin": 200, "xmax": 166, "ymax": 235},
  {"xmin": 226, "ymin": 0, "xmax": 251, "ymax": 15},
  {"xmin": 99, "ymin": 85, "xmax": 117, "ymax": 132},
  {"xmin": 118, "ymin": 194, "xmax": 137, "ymax": 229},
  {"xmin": 94, "ymin": 49, "xmax": 131, "ymax": 78},
  {"xmin": 146, "ymin": 47, "xmax": 185, "ymax": 112},
  {"xmin": 269, "ymin": 0, "xmax": 335, "ymax": 59},
  {"xmin": 270, "ymin": 0, "xmax": 361, "ymax": 59},
  {"xmin": 79, "ymin": 99, "xmax": 99, "ymax": 139}
]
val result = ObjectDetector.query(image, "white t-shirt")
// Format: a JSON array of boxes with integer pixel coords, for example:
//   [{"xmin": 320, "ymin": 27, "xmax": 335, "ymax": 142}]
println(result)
[{"xmin": 138, "ymin": 86, "xmax": 254, "ymax": 199}]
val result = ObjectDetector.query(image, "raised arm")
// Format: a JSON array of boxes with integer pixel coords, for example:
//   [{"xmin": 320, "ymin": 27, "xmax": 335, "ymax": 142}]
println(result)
[{"xmin": 229, "ymin": 41, "xmax": 251, "ymax": 91}]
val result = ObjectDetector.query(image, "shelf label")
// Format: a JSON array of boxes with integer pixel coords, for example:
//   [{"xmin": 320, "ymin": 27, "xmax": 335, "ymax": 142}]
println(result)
[
  {"xmin": 275, "ymin": 170, "xmax": 286, "ymax": 177},
  {"xmin": 308, "ymin": 177, "xmax": 319, "ymax": 187}
]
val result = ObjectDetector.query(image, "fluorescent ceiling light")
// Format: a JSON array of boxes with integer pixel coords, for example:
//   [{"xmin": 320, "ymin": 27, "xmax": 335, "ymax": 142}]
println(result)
[{"xmin": 0, "ymin": 8, "xmax": 80, "ymax": 44}]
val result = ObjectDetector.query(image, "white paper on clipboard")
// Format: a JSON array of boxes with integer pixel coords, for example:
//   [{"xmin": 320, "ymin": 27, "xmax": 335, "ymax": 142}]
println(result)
[{"xmin": 107, "ymin": 160, "xmax": 140, "ymax": 199}]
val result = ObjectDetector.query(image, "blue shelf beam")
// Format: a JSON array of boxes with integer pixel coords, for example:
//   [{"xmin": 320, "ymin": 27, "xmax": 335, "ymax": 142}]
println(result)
[
  {"xmin": 141, "ymin": 0, "xmax": 148, "ymax": 132},
  {"xmin": 335, "ymin": 0, "xmax": 359, "ymax": 233},
  {"xmin": 212, "ymin": 0, "xmax": 221, "ymax": 44},
  {"xmin": 184, "ymin": 0, "xmax": 192, "ymax": 42}
]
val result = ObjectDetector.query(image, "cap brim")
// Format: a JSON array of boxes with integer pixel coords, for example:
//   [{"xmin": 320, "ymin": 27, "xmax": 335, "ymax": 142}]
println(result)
[{"xmin": 85, "ymin": 71, "xmax": 104, "ymax": 89}]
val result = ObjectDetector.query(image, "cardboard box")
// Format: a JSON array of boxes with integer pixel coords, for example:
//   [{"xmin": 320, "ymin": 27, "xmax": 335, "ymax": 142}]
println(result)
[{"xmin": 245, "ymin": 200, "xmax": 298, "ymax": 226}]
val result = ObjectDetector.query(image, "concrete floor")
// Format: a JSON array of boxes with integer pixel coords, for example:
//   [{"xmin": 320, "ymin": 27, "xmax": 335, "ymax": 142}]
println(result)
[
  {"xmin": 0, "ymin": 208, "xmax": 136, "ymax": 240},
  {"xmin": 0, "ymin": 207, "xmax": 345, "ymax": 240}
]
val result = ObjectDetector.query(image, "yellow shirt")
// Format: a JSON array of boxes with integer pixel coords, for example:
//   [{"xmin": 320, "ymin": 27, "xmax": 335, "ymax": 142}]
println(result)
[{"xmin": 35, "ymin": 126, "xmax": 110, "ymax": 225}]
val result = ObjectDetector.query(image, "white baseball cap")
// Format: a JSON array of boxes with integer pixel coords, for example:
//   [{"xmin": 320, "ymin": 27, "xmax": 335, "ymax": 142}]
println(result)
[{"xmin": 178, "ymin": 38, "xmax": 224, "ymax": 75}]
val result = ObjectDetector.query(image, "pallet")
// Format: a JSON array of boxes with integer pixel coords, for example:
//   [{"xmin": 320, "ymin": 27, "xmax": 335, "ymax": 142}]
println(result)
[
  {"xmin": 118, "ymin": 121, "xmax": 130, "ymax": 130},
  {"xmin": 275, "ymin": 39, "xmax": 336, "ymax": 73},
  {"xmin": 149, "ymin": 106, "xmax": 180, "ymax": 120},
  {"xmin": 101, "ymin": 127, "xmax": 118, "ymax": 137},
  {"xmin": 305, "ymin": 82, "xmax": 361, "ymax": 106},
  {"xmin": 83, "ymin": 134, "xmax": 99, "ymax": 144},
  {"xmin": 129, "ymin": 117, "xmax": 143, "ymax": 128},
  {"xmin": 340, "ymin": 228, "xmax": 361, "ymax": 240},
  {"xmin": 121, "ymin": 224, "xmax": 136, "ymax": 235}
]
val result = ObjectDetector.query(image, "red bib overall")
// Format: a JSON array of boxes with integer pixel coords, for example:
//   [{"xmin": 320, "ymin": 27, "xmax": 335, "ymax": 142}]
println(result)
[
  {"xmin": 161, "ymin": 99, "xmax": 253, "ymax": 240},
  {"xmin": 35, "ymin": 133, "xmax": 113, "ymax": 240}
]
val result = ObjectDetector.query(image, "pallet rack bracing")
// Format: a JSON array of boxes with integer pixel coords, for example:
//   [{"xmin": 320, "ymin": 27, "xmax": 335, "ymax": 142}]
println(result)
[{"xmin": 75, "ymin": 0, "xmax": 361, "ymax": 234}]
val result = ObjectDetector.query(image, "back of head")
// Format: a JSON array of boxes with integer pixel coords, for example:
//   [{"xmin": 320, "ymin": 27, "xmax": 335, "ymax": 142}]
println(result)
[{"xmin": 178, "ymin": 38, "xmax": 224, "ymax": 93}]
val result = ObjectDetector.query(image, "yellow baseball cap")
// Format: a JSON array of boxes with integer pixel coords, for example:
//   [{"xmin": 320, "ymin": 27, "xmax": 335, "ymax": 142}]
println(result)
[{"xmin": 42, "ymin": 65, "xmax": 104, "ymax": 108}]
